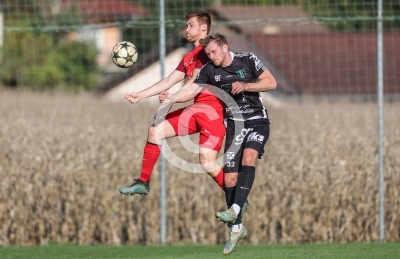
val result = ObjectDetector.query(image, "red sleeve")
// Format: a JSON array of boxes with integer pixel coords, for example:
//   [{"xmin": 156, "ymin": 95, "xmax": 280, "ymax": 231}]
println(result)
[
  {"xmin": 195, "ymin": 49, "xmax": 209, "ymax": 69},
  {"xmin": 175, "ymin": 57, "xmax": 185, "ymax": 73}
]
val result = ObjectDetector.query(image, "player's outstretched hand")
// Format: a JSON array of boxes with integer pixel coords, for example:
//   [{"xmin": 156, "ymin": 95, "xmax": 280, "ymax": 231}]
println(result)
[
  {"xmin": 124, "ymin": 92, "xmax": 141, "ymax": 104},
  {"xmin": 159, "ymin": 91, "xmax": 170, "ymax": 103},
  {"xmin": 231, "ymin": 81, "xmax": 247, "ymax": 95}
]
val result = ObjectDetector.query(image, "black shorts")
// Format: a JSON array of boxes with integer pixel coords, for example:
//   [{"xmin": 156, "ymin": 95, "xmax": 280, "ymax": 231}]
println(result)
[{"xmin": 223, "ymin": 119, "xmax": 270, "ymax": 173}]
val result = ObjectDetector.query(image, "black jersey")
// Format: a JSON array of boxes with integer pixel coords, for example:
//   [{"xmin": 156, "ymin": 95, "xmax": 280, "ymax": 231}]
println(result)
[{"xmin": 194, "ymin": 52, "xmax": 269, "ymax": 122}]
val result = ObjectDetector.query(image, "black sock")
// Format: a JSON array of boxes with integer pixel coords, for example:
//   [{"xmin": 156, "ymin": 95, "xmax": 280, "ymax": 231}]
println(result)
[
  {"xmin": 224, "ymin": 186, "xmax": 236, "ymax": 208},
  {"xmin": 234, "ymin": 166, "xmax": 255, "ymax": 219}
]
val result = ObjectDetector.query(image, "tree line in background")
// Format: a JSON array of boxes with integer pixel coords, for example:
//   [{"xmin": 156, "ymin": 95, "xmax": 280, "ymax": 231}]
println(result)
[
  {"xmin": 0, "ymin": 0, "xmax": 98, "ymax": 91},
  {"xmin": 0, "ymin": 0, "xmax": 398, "ymax": 90},
  {"xmin": 0, "ymin": 27, "xmax": 98, "ymax": 91}
]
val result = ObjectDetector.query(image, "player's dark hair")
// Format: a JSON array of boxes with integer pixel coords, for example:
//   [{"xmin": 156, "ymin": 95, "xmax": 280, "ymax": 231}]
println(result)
[
  {"xmin": 185, "ymin": 12, "xmax": 212, "ymax": 34},
  {"xmin": 199, "ymin": 33, "xmax": 228, "ymax": 48}
]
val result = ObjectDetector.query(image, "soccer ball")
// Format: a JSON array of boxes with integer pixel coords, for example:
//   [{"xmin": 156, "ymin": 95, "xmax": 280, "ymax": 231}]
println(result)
[{"xmin": 111, "ymin": 41, "xmax": 138, "ymax": 68}]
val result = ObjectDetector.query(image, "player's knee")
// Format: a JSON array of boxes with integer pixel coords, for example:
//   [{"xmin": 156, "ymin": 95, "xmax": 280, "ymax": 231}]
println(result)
[
  {"xmin": 148, "ymin": 125, "xmax": 163, "ymax": 143},
  {"xmin": 147, "ymin": 126, "xmax": 156, "ymax": 139},
  {"xmin": 224, "ymin": 174, "xmax": 237, "ymax": 187},
  {"xmin": 242, "ymin": 154, "xmax": 257, "ymax": 166},
  {"xmin": 200, "ymin": 162, "xmax": 211, "ymax": 173},
  {"xmin": 199, "ymin": 151, "xmax": 219, "ymax": 173},
  {"xmin": 200, "ymin": 158, "xmax": 217, "ymax": 173}
]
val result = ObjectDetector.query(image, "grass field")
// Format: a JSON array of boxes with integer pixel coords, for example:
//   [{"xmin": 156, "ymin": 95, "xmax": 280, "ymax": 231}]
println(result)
[{"xmin": 1, "ymin": 243, "xmax": 400, "ymax": 259}]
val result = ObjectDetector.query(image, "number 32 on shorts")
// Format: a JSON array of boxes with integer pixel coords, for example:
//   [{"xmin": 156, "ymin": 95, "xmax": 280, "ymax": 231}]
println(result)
[{"xmin": 226, "ymin": 161, "xmax": 235, "ymax": 167}]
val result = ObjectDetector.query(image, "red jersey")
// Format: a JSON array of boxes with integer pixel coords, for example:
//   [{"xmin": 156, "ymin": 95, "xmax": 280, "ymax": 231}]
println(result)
[{"xmin": 175, "ymin": 46, "xmax": 224, "ymax": 114}]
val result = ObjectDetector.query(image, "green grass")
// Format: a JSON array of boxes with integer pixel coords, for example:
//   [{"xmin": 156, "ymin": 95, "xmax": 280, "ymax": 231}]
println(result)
[{"xmin": 1, "ymin": 243, "xmax": 400, "ymax": 259}]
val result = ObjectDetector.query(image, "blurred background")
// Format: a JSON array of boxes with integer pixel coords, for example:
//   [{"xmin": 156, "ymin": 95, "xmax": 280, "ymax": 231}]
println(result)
[{"xmin": 0, "ymin": 0, "xmax": 399, "ymax": 246}]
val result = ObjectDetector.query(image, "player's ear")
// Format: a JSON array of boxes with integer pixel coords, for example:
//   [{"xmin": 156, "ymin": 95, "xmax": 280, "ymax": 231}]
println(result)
[
  {"xmin": 223, "ymin": 44, "xmax": 228, "ymax": 53},
  {"xmin": 200, "ymin": 23, "xmax": 207, "ymax": 32}
]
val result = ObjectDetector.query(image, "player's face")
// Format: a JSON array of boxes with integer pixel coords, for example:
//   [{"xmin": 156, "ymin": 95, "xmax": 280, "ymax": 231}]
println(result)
[
  {"xmin": 185, "ymin": 17, "xmax": 202, "ymax": 42},
  {"xmin": 204, "ymin": 41, "xmax": 228, "ymax": 67}
]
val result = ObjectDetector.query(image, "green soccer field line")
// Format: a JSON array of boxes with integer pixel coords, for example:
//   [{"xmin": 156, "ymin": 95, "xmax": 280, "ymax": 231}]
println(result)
[{"xmin": 1, "ymin": 242, "xmax": 400, "ymax": 259}]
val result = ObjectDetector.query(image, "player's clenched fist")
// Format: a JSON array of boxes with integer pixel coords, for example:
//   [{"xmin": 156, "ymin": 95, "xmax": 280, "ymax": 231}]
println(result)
[
  {"xmin": 159, "ymin": 91, "xmax": 170, "ymax": 103},
  {"xmin": 161, "ymin": 92, "xmax": 175, "ymax": 105},
  {"xmin": 124, "ymin": 92, "xmax": 142, "ymax": 104}
]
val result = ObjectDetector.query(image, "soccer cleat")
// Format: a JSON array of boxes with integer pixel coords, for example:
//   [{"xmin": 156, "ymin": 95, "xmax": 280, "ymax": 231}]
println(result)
[
  {"xmin": 223, "ymin": 226, "xmax": 248, "ymax": 255},
  {"xmin": 119, "ymin": 179, "xmax": 150, "ymax": 196},
  {"xmin": 227, "ymin": 200, "xmax": 249, "ymax": 228},
  {"xmin": 215, "ymin": 208, "xmax": 237, "ymax": 223}
]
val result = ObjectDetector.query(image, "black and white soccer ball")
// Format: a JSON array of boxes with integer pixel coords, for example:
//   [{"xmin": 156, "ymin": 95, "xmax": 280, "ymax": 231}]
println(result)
[{"xmin": 111, "ymin": 41, "xmax": 138, "ymax": 68}]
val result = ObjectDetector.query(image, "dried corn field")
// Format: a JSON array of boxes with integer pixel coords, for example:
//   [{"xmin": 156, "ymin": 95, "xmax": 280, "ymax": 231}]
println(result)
[{"xmin": 0, "ymin": 90, "xmax": 399, "ymax": 246}]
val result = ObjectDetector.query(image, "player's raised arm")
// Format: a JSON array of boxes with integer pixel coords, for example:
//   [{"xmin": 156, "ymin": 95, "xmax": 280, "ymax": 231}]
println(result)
[{"xmin": 124, "ymin": 69, "xmax": 186, "ymax": 104}]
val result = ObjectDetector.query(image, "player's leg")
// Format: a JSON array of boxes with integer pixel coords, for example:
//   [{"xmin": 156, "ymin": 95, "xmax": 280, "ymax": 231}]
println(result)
[
  {"xmin": 214, "ymin": 120, "xmax": 255, "ymax": 255},
  {"xmin": 198, "ymin": 148, "xmax": 225, "ymax": 189},
  {"xmin": 216, "ymin": 121, "xmax": 268, "ymax": 221},
  {"xmin": 220, "ymin": 121, "xmax": 270, "ymax": 255},
  {"xmin": 198, "ymin": 122, "xmax": 226, "ymax": 189},
  {"xmin": 215, "ymin": 119, "xmax": 242, "ymax": 221},
  {"xmin": 222, "ymin": 173, "xmax": 250, "ymax": 227},
  {"xmin": 189, "ymin": 103, "xmax": 226, "ymax": 189},
  {"xmin": 220, "ymin": 151, "xmax": 249, "ymax": 256},
  {"xmin": 231, "ymin": 122, "xmax": 270, "ymax": 218},
  {"xmin": 119, "ymin": 108, "xmax": 187, "ymax": 196},
  {"xmin": 136, "ymin": 120, "xmax": 176, "ymax": 181},
  {"xmin": 220, "ymin": 148, "xmax": 257, "ymax": 255},
  {"xmin": 228, "ymin": 148, "xmax": 258, "ymax": 223}
]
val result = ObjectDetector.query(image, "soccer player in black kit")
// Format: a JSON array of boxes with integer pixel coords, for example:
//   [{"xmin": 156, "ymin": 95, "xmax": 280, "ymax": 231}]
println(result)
[{"xmin": 164, "ymin": 33, "xmax": 277, "ymax": 255}]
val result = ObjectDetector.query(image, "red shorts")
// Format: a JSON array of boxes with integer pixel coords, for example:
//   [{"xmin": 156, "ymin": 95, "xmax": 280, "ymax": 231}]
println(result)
[{"xmin": 165, "ymin": 103, "xmax": 225, "ymax": 152}]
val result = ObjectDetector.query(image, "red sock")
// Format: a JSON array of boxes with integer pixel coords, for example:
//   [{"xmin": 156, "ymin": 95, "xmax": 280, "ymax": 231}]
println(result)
[
  {"xmin": 138, "ymin": 142, "xmax": 162, "ymax": 182},
  {"xmin": 212, "ymin": 169, "xmax": 225, "ymax": 189}
]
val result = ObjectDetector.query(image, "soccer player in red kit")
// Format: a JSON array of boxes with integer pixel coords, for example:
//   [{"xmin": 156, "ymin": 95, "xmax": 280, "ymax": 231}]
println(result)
[{"xmin": 119, "ymin": 12, "xmax": 226, "ymax": 195}]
